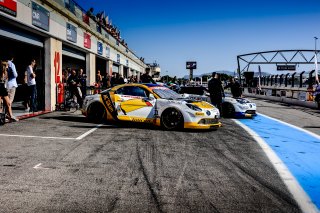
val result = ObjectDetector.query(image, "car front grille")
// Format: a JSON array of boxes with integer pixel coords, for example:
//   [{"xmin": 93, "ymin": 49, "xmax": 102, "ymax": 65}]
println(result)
[
  {"xmin": 245, "ymin": 110, "xmax": 256, "ymax": 114},
  {"xmin": 198, "ymin": 118, "xmax": 219, "ymax": 125}
]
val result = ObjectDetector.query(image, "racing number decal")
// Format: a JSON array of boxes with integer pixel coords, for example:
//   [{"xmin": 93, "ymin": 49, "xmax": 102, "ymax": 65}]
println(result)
[{"xmin": 102, "ymin": 92, "xmax": 119, "ymax": 121}]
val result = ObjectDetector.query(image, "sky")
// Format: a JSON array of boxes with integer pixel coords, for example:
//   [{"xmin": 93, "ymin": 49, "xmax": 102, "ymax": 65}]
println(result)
[{"xmin": 76, "ymin": 0, "xmax": 320, "ymax": 77}]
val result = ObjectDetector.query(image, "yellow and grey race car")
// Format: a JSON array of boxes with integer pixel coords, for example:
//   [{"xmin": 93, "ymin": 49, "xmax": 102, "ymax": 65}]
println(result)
[{"xmin": 82, "ymin": 83, "xmax": 221, "ymax": 130}]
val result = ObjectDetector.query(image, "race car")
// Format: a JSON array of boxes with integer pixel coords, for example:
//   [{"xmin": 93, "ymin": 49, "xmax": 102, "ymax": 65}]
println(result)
[
  {"xmin": 178, "ymin": 86, "xmax": 256, "ymax": 118},
  {"xmin": 221, "ymin": 94, "xmax": 257, "ymax": 118},
  {"xmin": 82, "ymin": 83, "xmax": 221, "ymax": 130}
]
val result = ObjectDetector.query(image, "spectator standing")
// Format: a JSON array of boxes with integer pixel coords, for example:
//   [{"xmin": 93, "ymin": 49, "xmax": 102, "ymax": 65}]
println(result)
[
  {"xmin": 102, "ymin": 73, "xmax": 111, "ymax": 88},
  {"xmin": 7, "ymin": 55, "xmax": 18, "ymax": 104},
  {"xmin": 140, "ymin": 70, "xmax": 155, "ymax": 83},
  {"xmin": 67, "ymin": 69, "xmax": 83, "ymax": 107},
  {"xmin": 224, "ymin": 77, "xmax": 242, "ymax": 98},
  {"xmin": 26, "ymin": 59, "xmax": 37, "ymax": 112},
  {"xmin": 78, "ymin": 69, "xmax": 87, "ymax": 98},
  {"xmin": 117, "ymin": 74, "xmax": 125, "ymax": 84},
  {"xmin": 208, "ymin": 72, "xmax": 225, "ymax": 113},
  {"xmin": 0, "ymin": 61, "xmax": 18, "ymax": 121},
  {"xmin": 110, "ymin": 72, "xmax": 116, "ymax": 87}
]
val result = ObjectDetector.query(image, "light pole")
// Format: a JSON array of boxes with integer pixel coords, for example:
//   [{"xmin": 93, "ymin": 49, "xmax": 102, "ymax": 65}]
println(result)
[
  {"xmin": 166, "ymin": 70, "xmax": 168, "ymax": 83},
  {"xmin": 315, "ymin": 37, "xmax": 319, "ymax": 83}
]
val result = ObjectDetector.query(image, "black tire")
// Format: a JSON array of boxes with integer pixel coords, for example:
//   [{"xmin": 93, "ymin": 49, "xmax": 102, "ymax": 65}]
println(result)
[
  {"xmin": 87, "ymin": 102, "xmax": 106, "ymax": 123},
  {"xmin": 222, "ymin": 102, "xmax": 235, "ymax": 118},
  {"xmin": 161, "ymin": 108, "xmax": 184, "ymax": 130}
]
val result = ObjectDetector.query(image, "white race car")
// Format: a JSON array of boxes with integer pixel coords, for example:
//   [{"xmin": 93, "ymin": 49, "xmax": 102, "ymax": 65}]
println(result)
[
  {"xmin": 178, "ymin": 86, "xmax": 257, "ymax": 118},
  {"xmin": 221, "ymin": 94, "xmax": 257, "ymax": 118},
  {"xmin": 82, "ymin": 83, "xmax": 221, "ymax": 130}
]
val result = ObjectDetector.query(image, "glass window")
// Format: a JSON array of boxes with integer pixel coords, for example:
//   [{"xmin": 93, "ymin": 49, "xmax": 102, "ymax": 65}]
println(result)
[
  {"xmin": 116, "ymin": 86, "xmax": 147, "ymax": 97},
  {"xmin": 65, "ymin": 0, "xmax": 75, "ymax": 14}
]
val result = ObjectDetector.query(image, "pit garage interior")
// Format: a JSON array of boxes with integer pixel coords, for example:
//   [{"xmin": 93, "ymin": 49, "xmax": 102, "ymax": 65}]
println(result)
[{"xmin": 0, "ymin": 19, "xmax": 45, "ymax": 110}]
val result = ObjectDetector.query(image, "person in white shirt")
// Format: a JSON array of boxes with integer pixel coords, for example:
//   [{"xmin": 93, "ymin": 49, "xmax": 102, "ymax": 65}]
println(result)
[
  {"xmin": 26, "ymin": 59, "xmax": 37, "ymax": 112},
  {"xmin": 7, "ymin": 56, "xmax": 18, "ymax": 104}
]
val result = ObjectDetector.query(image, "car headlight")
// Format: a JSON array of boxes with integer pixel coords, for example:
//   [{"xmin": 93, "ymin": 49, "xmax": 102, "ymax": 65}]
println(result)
[
  {"xmin": 238, "ymin": 105, "xmax": 249, "ymax": 110},
  {"xmin": 186, "ymin": 103, "xmax": 202, "ymax": 111}
]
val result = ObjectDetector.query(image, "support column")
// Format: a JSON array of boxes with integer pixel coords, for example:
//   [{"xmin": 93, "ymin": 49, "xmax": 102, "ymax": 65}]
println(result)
[
  {"xmin": 107, "ymin": 60, "xmax": 113, "ymax": 76},
  {"xmin": 119, "ymin": 64, "xmax": 124, "ymax": 76},
  {"xmin": 86, "ymin": 53, "xmax": 96, "ymax": 86},
  {"xmin": 44, "ymin": 37, "xmax": 62, "ymax": 111}
]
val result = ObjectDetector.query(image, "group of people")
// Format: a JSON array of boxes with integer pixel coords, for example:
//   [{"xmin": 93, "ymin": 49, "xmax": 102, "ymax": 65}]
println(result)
[
  {"xmin": 85, "ymin": 7, "xmax": 127, "ymax": 48},
  {"xmin": 208, "ymin": 72, "xmax": 242, "ymax": 113},
  {"xmin": 0, "ymin": 57, "xmax": 38, "ymax": 123},
  {"xmin": 62, "ymin": 68, "xmax": 87, "ymax": 108}
]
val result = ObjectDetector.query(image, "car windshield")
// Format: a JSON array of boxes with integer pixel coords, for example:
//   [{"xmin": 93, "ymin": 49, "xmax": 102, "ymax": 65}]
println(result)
[{"xmin": 152, "ymin": 87, "xmax": 183, "ymax": 100}]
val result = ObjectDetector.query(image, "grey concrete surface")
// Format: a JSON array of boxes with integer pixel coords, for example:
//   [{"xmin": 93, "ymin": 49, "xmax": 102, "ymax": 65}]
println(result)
[{"xmin": 0, "ymin": 111, "xmax": 301, "ymax": 212}]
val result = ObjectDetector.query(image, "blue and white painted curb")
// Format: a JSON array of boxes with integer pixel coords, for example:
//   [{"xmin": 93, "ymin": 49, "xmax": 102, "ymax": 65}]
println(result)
[{"xmin": 234, "ymin": 113, "xmax": 320, "ymax": 213}]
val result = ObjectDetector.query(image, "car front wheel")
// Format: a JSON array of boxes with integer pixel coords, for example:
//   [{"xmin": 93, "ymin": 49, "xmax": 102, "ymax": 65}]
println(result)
[
  {"xmin": 87, "ymin": 102, "xmax": 106, "ymax": 123},
  {"xmin": 161, "ymin": 108, "xmax": 184, "ymax": 130}
]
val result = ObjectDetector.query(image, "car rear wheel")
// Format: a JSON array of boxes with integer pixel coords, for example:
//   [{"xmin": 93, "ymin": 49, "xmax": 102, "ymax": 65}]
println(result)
[
  {"xmin": 87, "ymin": 102, "xmax": 106, "ymax": 123},
  {"xmin": 161, "ymin": 108, "xmax": 184, "ymax": 130},
  {"xmin": 222, "ymin": 102, "xmax": 235, "ymax": 118}
]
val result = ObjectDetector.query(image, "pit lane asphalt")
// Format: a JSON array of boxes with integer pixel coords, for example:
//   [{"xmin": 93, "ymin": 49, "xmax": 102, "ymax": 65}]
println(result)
[{"xmin": 0, "ymin": 111, "xmax": 301, "ymax": 212}]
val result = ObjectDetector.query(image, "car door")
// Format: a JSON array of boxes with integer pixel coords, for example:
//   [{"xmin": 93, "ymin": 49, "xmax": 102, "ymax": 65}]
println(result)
[{"xmin": 115, "ymin": 86, "xmax": 156, "ymax": 123}]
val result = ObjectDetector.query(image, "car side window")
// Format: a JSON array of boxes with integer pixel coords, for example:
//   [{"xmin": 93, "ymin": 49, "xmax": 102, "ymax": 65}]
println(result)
[{"xmin": 116, "ymin": 86, "xmax": 147, "ymax": 97}]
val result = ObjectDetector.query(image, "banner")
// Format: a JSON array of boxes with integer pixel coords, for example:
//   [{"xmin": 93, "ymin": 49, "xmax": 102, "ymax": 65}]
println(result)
[
  {"xmin": 0, "ymin": 0, "xmax": 17, "ymax": 17},
  {"xmin": 97, "ymin": 41, "xmax": 103, "ymax": 55},
  {"xmin": 84, "ymin": 32, "xmax": 91, "ymax": 49}
]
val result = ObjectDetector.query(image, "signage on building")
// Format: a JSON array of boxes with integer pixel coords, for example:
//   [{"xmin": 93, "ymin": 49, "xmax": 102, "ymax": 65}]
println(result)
[
  {"xmin": 117, "ymin": 54, "xmax": 120, "ymax": 63},
  {"xmin": 0, "ymin": 0, "xmax": 17, "ymax": 17},
  {"xmin": 126, "ymin": 59, "xmax": 129, "ymax": 67},
  {"xmin": 186, "ymin": 61, "xmax": 197, "ymax": 69},
  {"xmin": 84, "ymin": 32, "xmax": 91, "ymax": 49},
  {"xmin": 277, "ymin": 65, "xmax": 296, "ymax": 71},
  {"xmin": 97, "ymin": 41, "xmax": 103, "ymax": 55},
  {"xmin": 106, "ymin": 45, "xmax": 110, "ymax": 58},
  {"xmin": 32, "ymin": 2, "xmax": 50, "ymax": 31},
  {"xmin": 66, "ymin": 23, "xmax": 77, "ymax": 43}
]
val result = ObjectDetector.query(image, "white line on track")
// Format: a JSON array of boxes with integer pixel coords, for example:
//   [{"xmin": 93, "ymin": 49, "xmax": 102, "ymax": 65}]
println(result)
[
  {"xmin": 0, "ymin": 134, "xmax": 75, "ymax": 140},
  {"xmin": 0, "ymin": 124, "xmax": 108, "ymax": 141},
  {"xmin": 33, "ymin": 163, "xmax": 49, "ymax": 170},
  {"xmin": 75, "ymin": 124, "xmax": 104, "ymax": 140},
  {"xmin": 233, "ymin": 119, "xmax": 319, "ymax": 213}
]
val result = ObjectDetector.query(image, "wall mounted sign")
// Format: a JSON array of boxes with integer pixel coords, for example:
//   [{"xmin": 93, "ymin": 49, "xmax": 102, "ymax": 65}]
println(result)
[
  {"xmin": 0, "ymin": 0, "xmax": 17, "ymax": 17},
  {"xmin": 277, "ymin": 65, "xmax": 296, "ymax": 71},
  {"xmin": 97, "ymin": 41, "xmax": 103, "ymax": 55},
  {"xmin": 66, "ymin": 23, "xmax": 77, "ymax": 43},
  {"xmin": 84, "ymin": 32, "xmax": 91, "ymax": 49},
  {"xmin": 106, "ymin": 45, "xmax": 110, "ymax": 58},
  {"xmin": 32, "ymin": 2, "xmax": 50, "ymax": 31},
  {"xmin": 186, "ymin": 61, "xmax": 197, "ymax": 69}
]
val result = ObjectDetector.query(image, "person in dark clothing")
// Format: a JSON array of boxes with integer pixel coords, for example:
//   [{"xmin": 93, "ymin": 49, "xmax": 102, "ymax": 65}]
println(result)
[
  {"xmin": 140, "ymin": 70, "xmax": 155, "ymax": 84},
  {"xmin": 67, "ymin": 69, "xmax": 83, "ymax": 107},
  {"xmin": 208, "ymin": 72, "xmax": 224, "ymax": 113},
  {"xmin": 224, "ymin": 77, "xmax": 242, "ymax": 98},
  {"xmin": 78, "ymin": 69, "xmax": 87, "ymax": 98}
]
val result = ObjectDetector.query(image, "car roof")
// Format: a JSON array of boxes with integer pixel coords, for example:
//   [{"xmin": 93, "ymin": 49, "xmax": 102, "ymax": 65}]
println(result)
[{"xmin": 110, "ymin": 83, "xmax": 164, "ymax": 91}]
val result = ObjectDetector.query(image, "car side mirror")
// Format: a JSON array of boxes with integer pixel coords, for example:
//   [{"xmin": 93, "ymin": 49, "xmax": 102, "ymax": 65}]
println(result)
[{"xmin": 149, "ymin": 94, "xmax": 155, "ymax": 100}]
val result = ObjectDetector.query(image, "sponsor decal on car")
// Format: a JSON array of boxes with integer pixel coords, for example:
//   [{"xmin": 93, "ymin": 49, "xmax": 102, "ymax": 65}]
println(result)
[{"xmin": 102, "ymin": 92, "xmax": 119, "ymax": 121}]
